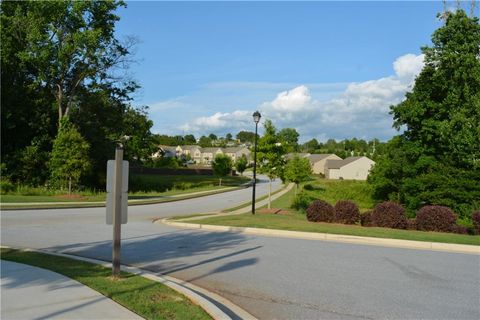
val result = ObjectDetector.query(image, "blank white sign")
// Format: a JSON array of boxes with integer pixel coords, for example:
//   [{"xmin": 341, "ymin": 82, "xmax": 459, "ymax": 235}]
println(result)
[
  {"xmin": 106, "ymin": 192, "xmax": 128, "ymax": 225},
  {"xmin": 106, "ymin": 160, "xmax": 129, "ymax": 193}
]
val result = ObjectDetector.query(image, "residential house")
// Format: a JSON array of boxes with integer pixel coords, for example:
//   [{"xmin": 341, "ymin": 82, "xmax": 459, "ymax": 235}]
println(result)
[
  {"xmin": 223, "ymin": 147, "xmax": 251, "ymax": 163},
  {"xmin": 307, "ymin": 154, "xmax": 342, "ymax": 175},
  {"xmin": 324, "ymin": 156, "xmax": 375, "ymax": 180},
  {"xmin": 200, "ymin": 147, "xmax": 224, "ymax": 165}
]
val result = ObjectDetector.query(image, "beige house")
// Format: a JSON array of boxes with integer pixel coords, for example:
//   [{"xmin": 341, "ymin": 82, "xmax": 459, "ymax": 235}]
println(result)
[
  {"xmin": 200, "ymin": 147, "xmax": 224, "ymax": 165},
  {"xmin": 324, "ymin": 156, "xmax": 375, "ymax": 180},
  {"xmin": 223, "ymin": 147, "xmax": 251, "ymax": 162},
  {"xmin": 307, "ymin": 154, "xmax": 342, "ymax": 175}
]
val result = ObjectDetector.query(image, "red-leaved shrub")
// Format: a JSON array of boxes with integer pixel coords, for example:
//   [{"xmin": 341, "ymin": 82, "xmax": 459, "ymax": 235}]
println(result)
[
  {"xmin": 472, "ymin": 211, "xmax": 480, "ymax": 235},
  {"xmin": 334, "ymin": 200, "xmax": 360, "ymax": 224},
  {"xmin": 306, "ymin": 200, "xmax": 335, "ymax": 222},
  {"xmin": 452, "ymin": 225, "xmax": 468, "ymax": 234},
  {"xmin": 406, "ymin": 219, "xmax": 417, "ymax": 230},
  {"xmin": 415, "ymin": 205, "xmax": 457, "ymax": 232},
  {"xmin": 371, "ymin": 201, "xmax": 407, "ymax": 229},
  {"xmin": 360, "ymin": 211, "xmax": 374, "ymax": 227}
]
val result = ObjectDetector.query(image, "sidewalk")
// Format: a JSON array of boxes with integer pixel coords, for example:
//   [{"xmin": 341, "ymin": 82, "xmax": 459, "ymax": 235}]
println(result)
[{"xmin": 1, "ymin": 260, "xmax": 142, "ymax": 320}]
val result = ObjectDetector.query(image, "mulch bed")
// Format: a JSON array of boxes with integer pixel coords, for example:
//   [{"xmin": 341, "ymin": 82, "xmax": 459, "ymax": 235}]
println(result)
[{"xmin": 257, "ymin": 208, "xmax": 290, "ymax": 215}]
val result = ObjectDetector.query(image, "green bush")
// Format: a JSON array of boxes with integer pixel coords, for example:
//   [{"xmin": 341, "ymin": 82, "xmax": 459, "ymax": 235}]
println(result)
[
  {"xmin": 291, "ymin": 193, "xmax": 314, "ymax": 211},
  {"xmin": 0, "ymin": 179, "xmax": 15, "ymax": 194}
]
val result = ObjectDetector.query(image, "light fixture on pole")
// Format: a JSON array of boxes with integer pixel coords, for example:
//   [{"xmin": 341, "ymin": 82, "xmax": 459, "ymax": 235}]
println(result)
[{"xmin": 252, "ymin": 111, "xmax": 261, "ymax": 214}]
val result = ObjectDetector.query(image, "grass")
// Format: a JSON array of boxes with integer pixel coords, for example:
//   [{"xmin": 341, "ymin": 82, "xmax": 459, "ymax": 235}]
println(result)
[
  {"xmin": 0, "ymin": 248, "xmax": 211, "ymax": 320},
  {"xmin": 188, "ymin": 180, "xmax": 480, "ymax": 246},
  {"xmin": 222, "ymin": 184, "xmax": 287, "ymax": 213}
]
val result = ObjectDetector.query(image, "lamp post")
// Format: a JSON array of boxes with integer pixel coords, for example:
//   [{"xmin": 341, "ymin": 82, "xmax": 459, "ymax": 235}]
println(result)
[{"xmin": 252, "ymin": 111, "xmax": 261, "ymax": 214}]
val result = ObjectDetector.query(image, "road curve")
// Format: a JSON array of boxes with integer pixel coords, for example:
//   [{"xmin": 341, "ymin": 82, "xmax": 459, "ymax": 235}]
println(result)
[{"xmin": 1, "ymin": 175, "xmax": 479, "ymax": 319}]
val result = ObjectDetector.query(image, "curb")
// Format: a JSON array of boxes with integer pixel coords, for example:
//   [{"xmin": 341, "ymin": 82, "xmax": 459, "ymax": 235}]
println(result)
[
  {"xmin": 160, "ymin": 220, "xmax": 480, "ymax": 255},
  {"xmin": 0, "ymin": 246, "xmax": 257, "ymax": 320}
]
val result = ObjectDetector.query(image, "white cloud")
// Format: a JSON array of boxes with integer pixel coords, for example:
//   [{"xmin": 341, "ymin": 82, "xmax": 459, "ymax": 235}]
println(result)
[{"xmin": 178, "ymin": 53, "xmax": 425, "ymax": 141}]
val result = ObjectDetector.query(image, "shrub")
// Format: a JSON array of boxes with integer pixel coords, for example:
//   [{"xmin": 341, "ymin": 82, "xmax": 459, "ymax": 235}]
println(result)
[
  {"xmin": 0, "ymin": 179, "xmax": 15, "ymax": 195},
  {"xmin": 415, "ymin": 205, "xmax": 457, "ymax": 232},
  {"xmin": 406, "ymin": 219, "xmax": 417, "ymax": 230},
  {"xmin": 334, "ymin": 200, "xmax": 360, "ymax": 224},
  {"xmin": 360, "ymin": 211, "xmax": 374, "ymax": 227},
  {"xmin": 306, "ymin": 200, "xmax": 335, "ymax": 222},
  {"xmin": 452, "ymin": 225, "xmax": 468, "ymax": 234},
  {"xmin": 303, "ymin": 184, "xmax": 314, "ymax": 191},
  {"xmin": 291, "ymin": 193, "xmax": 313, "ymax": 211},
  {"xmin": 472, "ymin": 211, "xmax": 480, "ymax": 235},
  {"xmin": 372, "ymin": 201, "xmax": 407, "ymax": 229}
]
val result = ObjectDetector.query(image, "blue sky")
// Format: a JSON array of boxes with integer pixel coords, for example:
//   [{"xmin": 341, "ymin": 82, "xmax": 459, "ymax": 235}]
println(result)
[{"xmin": 114, "ymin": 1, "xmax": 472, "ymax": 142}]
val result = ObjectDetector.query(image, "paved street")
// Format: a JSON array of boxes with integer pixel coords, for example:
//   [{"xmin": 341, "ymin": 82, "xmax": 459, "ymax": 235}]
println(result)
[{"xmin": 2, "ymin": 176, "xmax": 479, "ymax": 319}]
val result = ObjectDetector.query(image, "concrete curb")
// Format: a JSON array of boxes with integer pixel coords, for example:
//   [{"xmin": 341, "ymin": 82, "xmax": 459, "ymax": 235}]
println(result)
[
  {"xmin": 0, "ymin": 246, "xmax": 257, "ymax": 320},
  {"xmin": 160, "ymin": 220, "xmax": 480, "ymax": 255}
]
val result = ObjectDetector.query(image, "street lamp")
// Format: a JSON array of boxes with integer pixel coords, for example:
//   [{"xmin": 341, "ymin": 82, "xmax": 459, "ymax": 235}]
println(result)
[{"xmin": 252, "ymin": 111, "xmax": 261, "ymax": 214}]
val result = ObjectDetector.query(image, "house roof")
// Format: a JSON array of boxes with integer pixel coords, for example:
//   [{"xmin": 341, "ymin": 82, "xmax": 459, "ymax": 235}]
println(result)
[
  {"xmin": 307, "ymin": 154, "xmax": 337, "ymax": 163},
  {"xmin": 201, "ymin": 147, "xmax": 223, "ymax": 153},
  {"xmin": 325, "ymin": 156, "xmax": 372, "ymax": 169},
  {"xmin": 180, "ymin": 145, "xmax": 200, "ymax": 151},
  {"xmin": 223, "ymin": 147, "xmax": 250, "ymax": 153},
  {"xmin": 159, "ymin": 145, "xmax": 177, "ymax": 153}
]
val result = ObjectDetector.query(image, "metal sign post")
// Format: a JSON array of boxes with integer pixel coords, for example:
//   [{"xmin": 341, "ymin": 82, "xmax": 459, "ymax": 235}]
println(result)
[{"xmin": 106, "ymin": 146, "xmax": 129, "ymax": 278}]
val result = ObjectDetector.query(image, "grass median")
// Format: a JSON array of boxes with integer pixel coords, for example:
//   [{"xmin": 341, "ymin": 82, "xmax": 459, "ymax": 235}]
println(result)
[
  {"xmin": 0, "ymin": 248, "xmax": 211, "ymax": 320},
  {"xmin": 188, "ymin": 186, "xmax": 480, "ymax": 246}
]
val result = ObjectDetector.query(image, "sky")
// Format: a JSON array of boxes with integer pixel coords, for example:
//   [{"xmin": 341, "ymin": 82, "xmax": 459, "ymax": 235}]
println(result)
[{"xmin": 114, "ymin": 1, "xmax": 476, "ymax": 142}]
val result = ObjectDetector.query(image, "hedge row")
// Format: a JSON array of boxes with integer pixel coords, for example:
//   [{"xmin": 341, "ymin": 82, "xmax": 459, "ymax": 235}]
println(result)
[{"xmin": 305, "ymin": 199, "xmax": 478, "ymax": 235}]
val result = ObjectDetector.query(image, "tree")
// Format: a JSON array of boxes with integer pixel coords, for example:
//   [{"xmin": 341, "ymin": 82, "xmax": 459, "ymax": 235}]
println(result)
[
  {"xmin": 225, "ymin": 133, "xmax": 233, "ymax": 141},
  {"xmin": 236, "ymin": 131, "xmax": 257, "ymax": 144},
  {"xmin": 198, "ymin": 136, "xmax": 212, "ymax": 147},
  {"xmin": 49, "ymin": 119, "xmax": 91, "ymax": 193},
  {"xmin": 278, "ymin": 128, "xmax": 299, "ymax": 152},
  {"xmin": 369, "ymin": 10, "xmax": 480, "ymax": 219},
  {"xmin": 12, "ymin": 1, "xmax": 134, "ymax": 128},
  {"xmin": 302, "ymin": 138, "xmax": 319, "ymax": 153},
  {"xmin": 184, "ymin": 134, "xmax": 196, "ymax": 144},
  {"xmin": 211, "ymin": 154, "xmax": 232, "ymax": 186},
  {"xmin": 208, "ymin": 133, "xmax": 218, "ymax": 141},
  {"xmin": 284, "ymin": 155, "xmax": 312, "ymax": 196},
  {"xmin": 257, "ymin": 120, "xmax": 287, "ymax": 208},
  {"xmin": 121, "ymin": 106, "xmax": 156, "ymax": 164},
  {"xmin": 235, "ymin": 155, "xmax": 248, "ymax": 176}
]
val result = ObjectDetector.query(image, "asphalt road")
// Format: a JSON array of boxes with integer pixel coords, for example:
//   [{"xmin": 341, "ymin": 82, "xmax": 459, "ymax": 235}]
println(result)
[{"xmin": 2, "ymin": 176, "xmax": 479, "ymax": 319}]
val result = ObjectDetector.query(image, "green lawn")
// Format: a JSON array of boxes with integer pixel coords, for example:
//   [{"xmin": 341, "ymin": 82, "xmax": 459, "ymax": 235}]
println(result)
[
  {"xmin": 189, "ymin": 180, "xmax": 480, "ymax": 246},
  {"xmin": 1, "ymin": 174, "xmax": 250, "ymax": 204},
  {"xmin": 1, "ymin": 248, "xmax": 211, "ymax": 320}
]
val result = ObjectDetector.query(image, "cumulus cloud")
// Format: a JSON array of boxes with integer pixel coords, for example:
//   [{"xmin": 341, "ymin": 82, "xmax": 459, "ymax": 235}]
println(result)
[{"xmin": 179, "ymin": 53, "xmax": 425, "ymax": 141}]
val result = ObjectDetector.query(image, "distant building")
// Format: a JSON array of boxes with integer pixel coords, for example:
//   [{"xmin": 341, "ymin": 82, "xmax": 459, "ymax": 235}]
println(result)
[
  {"xmin": 307, "ymin": 154, "xmax": 342, "ymax": 175},
  {"xmin": 324, "ymin": 156, "xmax": 375, "ymax": 181}
]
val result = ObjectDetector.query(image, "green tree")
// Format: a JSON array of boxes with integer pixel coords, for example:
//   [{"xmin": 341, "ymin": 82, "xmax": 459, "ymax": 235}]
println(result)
[
  {"xmin": 211, "ymin": 154, "xmax": 233, "ymax": 186},
  {"xmin": 369, "ymin": 10, "xmax": 480, "ymax": 219},
  {"xmin": 49, "ymin": 119, "xmax": 91, "ymax": 193},
  {"xmin": 284, "ymin": 155, "xmax": 312, "ymax": 196},
  {"xmin": 257, "ymin": 120, "xmax": 287, "ymax": 208},
  {"xmin": 184, "ymin": 134, "xmax": 196, "ymax": 144},
  {"xmin": 225, "ymin": 133, "xmax": 233, "ymax": 141},
  {"xmin": 278, "ymin": 128, "xmax": 299, "ymax": 152},
  {"xmin": 235, "ymin": 155, "xmax": 248, "ymax": 176},
  {"xmin": 236, "ymin": 131, "xmax": 257, "ymax": 144},
  {"xmin": 198, "ymin": 136, "xmax": 212, "ymax": 147},
  {"xmin": 122, "ymin": 106, "xmax": 156, "ymax": 164}
]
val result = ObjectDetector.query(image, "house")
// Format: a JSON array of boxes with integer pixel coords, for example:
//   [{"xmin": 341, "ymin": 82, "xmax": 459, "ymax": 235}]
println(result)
[
  {"xmin": 153, "ymin": 145, "xmax": 177, "ymax": 158},
  {"xmin": 306, "ymin": 154, "xmax": 342, "ymax": 175},
  {"xmin": 200, "ymin": 147, "xmax": 224, "ymax": 165},
  {"xmin": 223, "ymin": 147, "xmax": 251, "ymax": 163},
  {"xmin": 324, "ymin": 156, "xmax": 375, "ymax": 181}
]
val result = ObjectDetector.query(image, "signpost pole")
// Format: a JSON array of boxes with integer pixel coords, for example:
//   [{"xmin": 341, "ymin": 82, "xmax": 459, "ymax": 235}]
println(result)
[{"xmin": 112, "ymin": 145, "xmax": 123, "ymax": 278}]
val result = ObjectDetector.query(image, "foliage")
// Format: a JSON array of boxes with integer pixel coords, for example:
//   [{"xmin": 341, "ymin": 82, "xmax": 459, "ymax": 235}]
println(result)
[
  {"xmin": 235, "ymin": 155, "xmax": 248, "ymax": 176},
  {"xmin": 306, "ymin": 200, "xmax": 335, "ymax": 223},
  {"xmin": 406, "ymin": 219, "xmax": 417, "ymax": 230},
  {"xmin": 371, "ymin": 201, "xmax": 407, "ymax": 229},
  {"xmin": 198, "ymin": 135, "xmax": 212, "ymax": 147},
  {"xmin": 301, "ymin": 138, "xmax": 386, "ymax": 160},
  {"xmin": 284, "ymin": 155, "xmax": 312, "ymax": 193},
  {"xmin": 472, "ymin": 212, "xmax": 480, "ymax": 235},
  {"xmin": 360, "ymin": 211, "xmax": 373, "ymax": 227},
  {"xmin": 334, "ymin": 200, "xmax": 360, "ymax": 224},
  {"xmin": 212, "ymin": 154, "xmax": 233, "ymax": 177},
  {"xmin": 236, "ymin": 131, "xmax": 257, "ymax": 143},
  {"xmin": 257, "ymin": 120, "xmax": 287, "ymax": 180},
  {"xmin": 148, "ymin": 156, "xmax": 183, "ymax": 169},
  {"xmin": 369, "ymin": 10, "xmax": 480, "ymax": 221},
  {"xmin": 291, "ymin": 193, "xmax": 314, "ymax": 212},
  {"xmin": 415, "ymin": 205, "xmax": 457, "ymax": 232},
  {"xmin": 278, "ymin": 128, "xmax": 299, "ymax": 152},
  {"xmin": 121, "ymin": 106, "xmax": 156, "ymax": 164},
  {"xmin": 49, "ymin": 119, "xmax": 91, "ymax": 190},
  {"xmin": 0, "ymin": 179, "xmax": 15, "ymax": 195}
]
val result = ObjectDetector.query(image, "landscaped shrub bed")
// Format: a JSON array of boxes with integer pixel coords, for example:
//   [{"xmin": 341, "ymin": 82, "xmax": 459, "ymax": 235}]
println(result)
[
  {"xmin": 306, "ymin": 200, "xmax": 335, "ymax": 222},
  {"xmin": 415, "ymin": 205, "xmax": 457, "ymax": 232},
  {"xmin": 334, "ymin": 200, "xmax": 360, "ymax": 224},
  {"xmin": 371, "ymin": 201, "xmax": 407, "ymax": 229},
  {"xmin": 360, "ymin": 211, "xmax": 374, "ymax": 227},
  {"xmin": 472, "ymin": 211, "xmax": 480, "ymax": 235}
]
